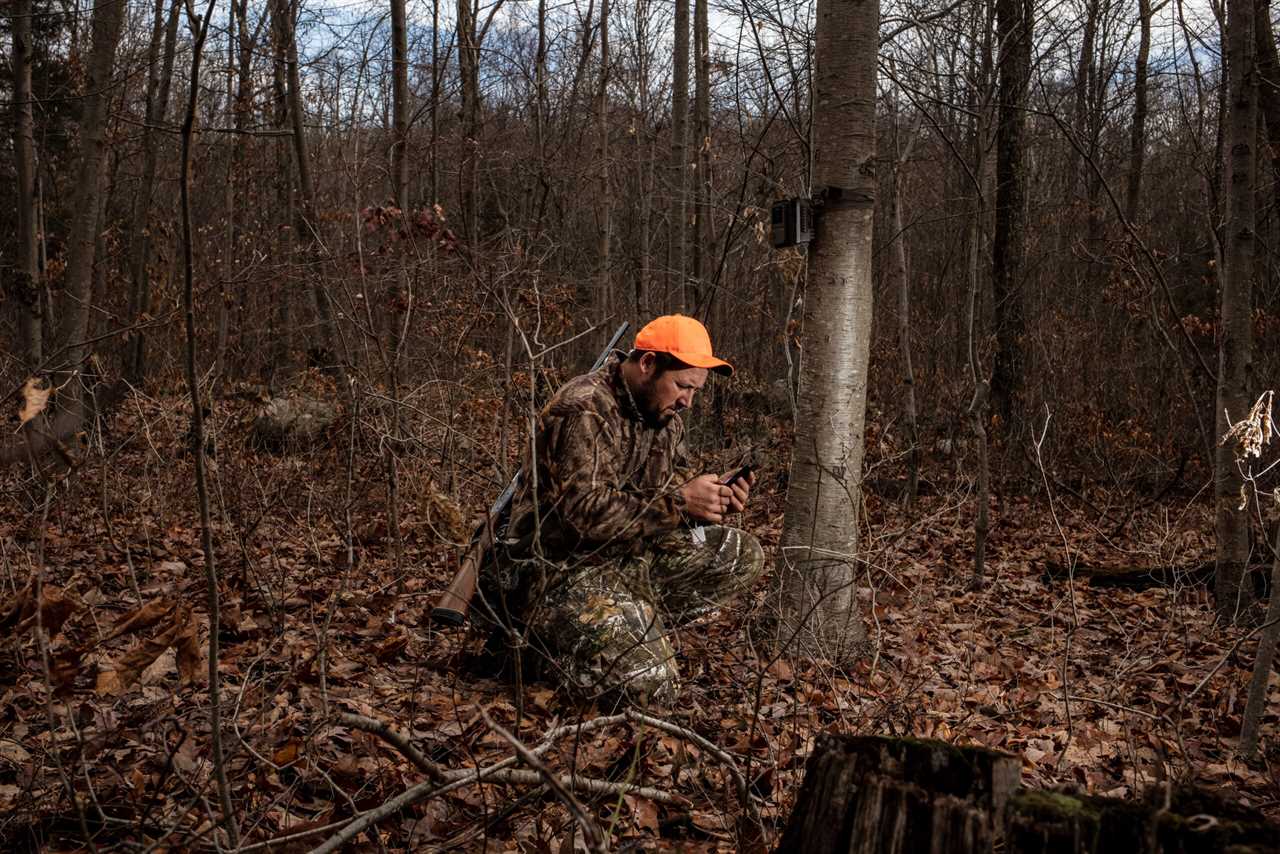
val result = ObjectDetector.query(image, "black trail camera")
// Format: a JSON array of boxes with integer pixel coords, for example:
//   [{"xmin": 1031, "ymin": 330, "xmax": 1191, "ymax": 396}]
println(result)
[{"xmin": 771, "ymin": 198, "xmax": 814, "ymax": 248}]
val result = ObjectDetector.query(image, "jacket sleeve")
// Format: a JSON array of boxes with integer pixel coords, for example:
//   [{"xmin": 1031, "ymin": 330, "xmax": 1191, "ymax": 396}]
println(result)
[{"xmin": 543, "ymin": 407, "xmax": 686, "ymax": 547}]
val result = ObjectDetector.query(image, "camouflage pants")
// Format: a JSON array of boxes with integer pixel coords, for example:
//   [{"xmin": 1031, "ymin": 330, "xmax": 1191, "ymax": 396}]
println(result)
[{"xmin": 522, "ymin": 526, "xmax": 764, "ymax": 707}]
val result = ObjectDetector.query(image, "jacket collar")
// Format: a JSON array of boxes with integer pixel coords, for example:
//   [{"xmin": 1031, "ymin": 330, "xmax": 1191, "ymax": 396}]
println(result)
[{"xmin": 606, "ymin": 355, "xmax": 644, "ymax": 423}]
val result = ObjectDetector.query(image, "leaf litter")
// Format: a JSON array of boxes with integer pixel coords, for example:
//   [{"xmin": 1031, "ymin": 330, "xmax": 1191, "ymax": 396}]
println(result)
[{"xmin": 0, "ymin": 391, "xmax": 1275, "ymax": 851}]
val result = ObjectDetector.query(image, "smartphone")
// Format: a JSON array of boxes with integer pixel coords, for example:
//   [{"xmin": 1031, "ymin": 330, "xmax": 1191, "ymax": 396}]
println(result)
[{"xmin": 719, "ymin": 464, "xmax": 753, "ymax": 487}]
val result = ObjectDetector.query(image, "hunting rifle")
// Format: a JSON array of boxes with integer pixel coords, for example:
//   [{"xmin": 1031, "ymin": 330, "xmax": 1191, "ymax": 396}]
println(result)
[{"xmin": 431, "ymin": 322, "xmax": 631, "ymax": 627}]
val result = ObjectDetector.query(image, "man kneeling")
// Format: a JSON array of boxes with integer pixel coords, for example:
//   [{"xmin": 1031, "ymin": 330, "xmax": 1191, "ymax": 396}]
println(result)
[{"xmin": 480, "ymin": 315, "xmax": 764, "ymax": 706}]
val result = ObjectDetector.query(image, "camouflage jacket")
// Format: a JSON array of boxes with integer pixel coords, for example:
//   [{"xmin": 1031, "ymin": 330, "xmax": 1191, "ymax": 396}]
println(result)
[{"xmin": 500, "ymin": 355, "xmax": 694, "ymax": 568}]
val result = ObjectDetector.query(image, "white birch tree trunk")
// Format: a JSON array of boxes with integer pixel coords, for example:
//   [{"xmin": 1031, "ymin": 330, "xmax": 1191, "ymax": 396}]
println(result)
[{"xmin": 774, "ymin": 0, "xmax": 878, "ymax": 663}]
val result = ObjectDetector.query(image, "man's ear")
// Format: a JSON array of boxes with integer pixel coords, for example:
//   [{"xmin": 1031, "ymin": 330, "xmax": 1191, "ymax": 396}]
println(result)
[{"xmin": 638, "ymin": 351, "xmax": 658, "ymax": 376}]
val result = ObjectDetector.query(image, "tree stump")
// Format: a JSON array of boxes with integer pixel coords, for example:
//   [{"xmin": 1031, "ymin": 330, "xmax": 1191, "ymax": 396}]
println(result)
[
  {"xmin": 778, "ymin": 736, "xmax": 1280, "ymax": 853},
  {"xmin": 1006, "ymin": 785, "xmax": 1280, "ymax": 854},
  {"xmin": 775, "ymin": 735, "xmax": 1020, "ymax": 854}
]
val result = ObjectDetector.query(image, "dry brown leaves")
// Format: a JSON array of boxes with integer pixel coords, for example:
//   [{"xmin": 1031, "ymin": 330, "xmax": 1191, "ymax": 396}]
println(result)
[
  {"xmin": 95, "ymin": 601, "xmax": 202, "ymax": 696},
  {"xmin": 16, "ymin": 378, "xmax": 50, "ymax": 426},
  {"xmin": 0, "ymin": 393, "xmax": 1277, "ymax": 852}
]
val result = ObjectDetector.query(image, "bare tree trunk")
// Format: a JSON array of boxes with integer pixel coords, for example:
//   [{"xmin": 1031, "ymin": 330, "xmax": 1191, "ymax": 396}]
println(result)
[
  {"xmin": 1255, "ymin": 0, "xmax": 1280, "ymax": 193},
  {"xmin": 269, "ymin": 4, "xmax": 293, "ymax": 389},
  {"xmin": 988, "ymin": 0, "xmax": 1033, "ymax": 445},
  {"xmin": 969, "ymin": 0, "xmax": 995, "ymax": 582},
  {"xmin": 273, "ymin": 0, "xmax": 351, "ymax": 390},
  {"xmin": 1240, "ymin": 519, "xmax": 1280, "ymax": 758},
  {"xmin": 1215, "ymin": 1, "xmax": 1230, "ymax": 251},
  {"xmin": 219, "ymin": 0, "xmax": 257, "ymax": 386},
  {"xmin": 669, "ymin": 0, "xmax": 689, "ymax": 309},
  {"xmin": 458, "ymin": 0, "xmax": 481, "ymax": 247},
  {"xmin": 430, "ymin": 0, "xmax": 441, "ymax": 203},
  {"xmin": 691, "ymin": 0, "xmax": 710, "ymax": 303},
  {"xmin": 57, "ymin": 0, "xmax": 126, "ymax": 377},
  {"xmin": 1073, "ymin": 0, "xmax": 1098, "ymax": 200},
  {"xmin": 1215, "ymin": 0, "xmax": 1259, "ymax": 621},
  {"xmin": 635, "ymin": 0, "xmax": 651, "ymax": 317},
  {"xmin": 124, "ymin": 0, "xmax": 181, "ymax": 386},
  {"xmin": 391, "ymin": 0, "xmax": 409, "ymax": 212},
  {"xmin": 177, "ymin": 0, "xmax": 238, "ymax": 842},
  {"xmin": 887, "ymin": 94, "xmax": 921, "ymax": 506},
  {"xmin": 12, "ymin": 0, "xmax": 42, "ymax": 368},
  {"xmin": 597, "ymin": 0, "xmax": 612, "ymax": 316},
  {"xmin": 213, "ymin": 13, "xmax": 235, "ymax": 393},
  {"xmin": 386, "ymin": 0, "xmax": 412, "ymax": 586},
  {"xmin": 774, "ymin": 0, "xmax": 878, "ymax": 664},
  {"xmin": 1126, "ymin": 0, "xmax": 1153, "ymax": 223}
]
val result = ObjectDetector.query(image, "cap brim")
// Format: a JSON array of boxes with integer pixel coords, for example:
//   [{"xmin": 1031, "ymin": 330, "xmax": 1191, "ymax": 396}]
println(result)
[{"xmin": 671, "ymin": 352, "xmax": 734, "ymax": 377}]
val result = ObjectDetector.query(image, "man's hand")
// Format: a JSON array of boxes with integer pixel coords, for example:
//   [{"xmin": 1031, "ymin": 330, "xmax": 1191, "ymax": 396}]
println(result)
[
  {"xmin": 681, "ymin": 471, "xmax": 754, "ymax": 524},
  {"xmin": 722, "ymin": 469, "xmax": 753, "ymax": 513}
]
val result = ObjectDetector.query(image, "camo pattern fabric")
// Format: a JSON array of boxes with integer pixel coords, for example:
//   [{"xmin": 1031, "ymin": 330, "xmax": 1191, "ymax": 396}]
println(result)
[
  {"xmin": 500, "ymin": 355, "xmax": 694, "ymax": 571},
  {"xmin": 524, "ymin": 524, "xmax": 765, "ymax": 706}
]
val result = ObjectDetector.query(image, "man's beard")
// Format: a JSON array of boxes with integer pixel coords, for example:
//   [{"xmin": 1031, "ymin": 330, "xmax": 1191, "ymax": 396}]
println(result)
[{"xmin": 633, "ymin": 379, "xmax": 674, "ymax": 429}]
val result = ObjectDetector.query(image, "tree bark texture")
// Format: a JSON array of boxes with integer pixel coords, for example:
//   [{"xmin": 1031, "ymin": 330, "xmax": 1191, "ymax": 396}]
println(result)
[
  {"xmin": 273, "ymin": 0, "xmax": 350, "ymax": 388},
  {"xmin": 597, "ymin": 0, "xmax": 612, "ymax": 314},
  {"xmin": 391, "ymin": 0, "xmax": 410, "ymax": 212},
  {"xmin": 1073, "ymin": 0, "xmax": 1098, "ymax": 199},
  {"xmin": 269, "ymin": 6, "xmax": 294, "ymax": 387},
  {"xmin": 11, "ymin": 0, "xmax": 42, "ymax": 368},
  {"xmin": 634, "ymin": 0, "xmax": 651, "ymax": 317},
  {"xmin": 1126, "ymin": 0, "xmax": 1153, "ymax": 223},
  {"xmin": 214, "ymin": 10, "xmax": 235, "ymax": 391},
  {"xmin": 691, "ymin": 0, "xmax": 710, "ymax": 299},
  {"xmin": 458, "ymin": 0, "xmax": 481, "ymax": 247},
  {"xmin": 989, "ymin": 0, "xmax": 1033, "ymax": 442},
  {"xmin": 431, "ymin": 0, "xmax": 441, "ymax": 203},
  {"xmin": 779, "ymin": 736, "xmax": 1280, "ymax": 854},
  {"xmin": 1215, "ymin": 0, "xmax": 1258, "ymax": 620},
  {"xmin": 669, "ymin": 0, "xmax": 689, "ymax": 309},
  {"xmin": 218, "ymin": 0, "xmax": 255, "ymax": 385},
  {"xmin": 123, "ymin": 0, "xmax": 181, "ymax": 386},
  {"xmin": 889, "ymin": 107, "xmax": 920, "ymax": 506},
  {"xmin": 1254, "ymin": 0, "xmax": 1280, "ymax": 218},
  {"xmin": 774, "ymin": 0, "xmax": 877, "ymax": 664},
  {"xmin": 56, "ymin": 0, "xmax": 126, "ymax": 376},
  {"xmin": 966, "ymin": 10, "xmax": 994, "ymax": 581},
  {"xmin": 775, "ymin": 735, "xmax": 1020, "ymax": 854},
  {"xmin": 1005, "ymin": 787, "xmax": 1280, "ymax": 853},
  {"xmin": 1239, "ymin": 519, "xmax": 1280, "ymax": 757},
  {"xmin": 176, "ymin": 0, "xmax": 238, "ymax": 842}
]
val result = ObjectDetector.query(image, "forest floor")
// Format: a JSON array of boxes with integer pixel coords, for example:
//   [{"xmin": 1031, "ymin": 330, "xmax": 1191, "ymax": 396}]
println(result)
[{"xmin": 1, "ymin": 387, "xmax": 1276, "ymax": 851}]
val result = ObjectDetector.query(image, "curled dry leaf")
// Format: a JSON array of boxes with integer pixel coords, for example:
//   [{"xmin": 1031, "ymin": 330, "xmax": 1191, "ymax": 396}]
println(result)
[
  {"xmin": 101, "ymin": 599, "xmax": 175, "ymax": 643},
  {"xmin": 96, "ymin": 605, "xmax": 199, "ymax": 696},
  {"xmin": 8, "ymin": 585, "xmax": 81, "ymax": 639},
  {"xmin": 17, "ymin": 377, "xmax": 51, "ymax": 426},
  {"xmin": 174, "ymin": 609, "xmax": 202, "ymax": 683},
  {"xmin": 0, "ymin": 585, "xmax": 33, "ymax": 631},
  {"xmin": 624, "ymin": 794, "xmax": 660, "ymax": 833},
  {"xmin": 372, "ymin": 629, "xmax": 408, "ymax": 663}
]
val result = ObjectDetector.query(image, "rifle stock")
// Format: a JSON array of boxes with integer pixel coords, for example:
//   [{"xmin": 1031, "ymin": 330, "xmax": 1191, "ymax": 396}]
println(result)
[
  {"xmin": 431, "ymin": 322, "xmax": 630, "ymax": 627},
  {"xmin": 431, "ymin": 518, "xmax": 495, "ymax": 626}
]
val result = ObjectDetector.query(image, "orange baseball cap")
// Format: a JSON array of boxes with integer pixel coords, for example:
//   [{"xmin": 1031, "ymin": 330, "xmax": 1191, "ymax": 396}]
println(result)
[{"xmin": 633, "ymin": 314, "xmax": 733, "ymax": 376}]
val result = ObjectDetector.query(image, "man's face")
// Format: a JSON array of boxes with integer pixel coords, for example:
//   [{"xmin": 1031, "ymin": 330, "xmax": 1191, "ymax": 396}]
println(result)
[{"xmin": 634, "ymin": 356, "xmax": 708, "ymax": 428}]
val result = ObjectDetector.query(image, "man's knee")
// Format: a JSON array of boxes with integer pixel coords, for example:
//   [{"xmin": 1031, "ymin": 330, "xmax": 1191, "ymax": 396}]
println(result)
[
  {"xmin": 723, "ymin": 526, "xmax": 765, "ymax": 585},
  {"xmin": 549, "ymin": 593, "xmax": 681, "ymax": 706}
]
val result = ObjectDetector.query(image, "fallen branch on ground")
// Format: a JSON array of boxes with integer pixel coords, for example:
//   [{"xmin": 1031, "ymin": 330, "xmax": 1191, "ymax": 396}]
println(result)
[
  {"xmin": 481, "ymin": 708, "xmax": 606, "ymax": 853},
  {"xmin": 301, "ymin": 711, "xmax": 683, "ymax": 854}
]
